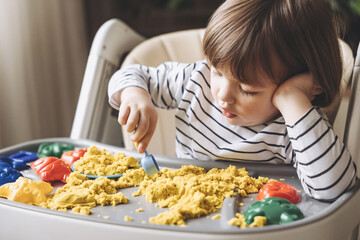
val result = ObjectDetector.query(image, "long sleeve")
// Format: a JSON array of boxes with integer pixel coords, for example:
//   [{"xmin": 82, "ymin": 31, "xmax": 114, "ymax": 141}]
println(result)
[
  {"xmin": 108, "ymin": 61, "xmax": 201, "ymax": 110},
  {"xmin": 287, "ymin": 107, "xmax": 357, "ymax": 201}
]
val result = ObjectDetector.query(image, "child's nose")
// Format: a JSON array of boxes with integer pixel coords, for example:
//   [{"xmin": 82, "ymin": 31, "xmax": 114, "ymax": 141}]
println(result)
[{"xmin": 218, "ymin": 86, "xmax": 235, "ymax": 106}]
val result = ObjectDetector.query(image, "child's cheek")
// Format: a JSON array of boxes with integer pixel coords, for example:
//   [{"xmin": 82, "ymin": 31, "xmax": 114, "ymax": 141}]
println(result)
[{"xmin": 210, "ymin": 82, "xmax": 218, "ymax": 100}]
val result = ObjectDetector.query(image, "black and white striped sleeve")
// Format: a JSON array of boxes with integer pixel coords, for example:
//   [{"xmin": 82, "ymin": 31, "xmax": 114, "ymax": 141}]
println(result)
[
  {"xmin": 287, "ymin": 107, "xmax": 357, "ymax": 201},
  {"xmin": 108, "ymin": 62, "xmax": 197, "ymax": 110}
]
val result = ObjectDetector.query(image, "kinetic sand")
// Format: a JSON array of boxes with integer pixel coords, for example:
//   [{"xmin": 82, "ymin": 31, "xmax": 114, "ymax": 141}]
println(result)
[
  {"xmin": 131, "ymin": 165, "xmax": 268, "ymax": 225},
  {"xmin": 25, "ymin": 146, "xmax": 269, "ymax": 226},
  {"xmin": 228, "ymin": 214, "xmax": 267, "ymax": 228},
  {"xmin": 73, "ymin": 145, "xmax": 139, "ymax": 176},
  {"xmin": 41, "ymin": 171, "xmax": 128, "ymax": 214}
]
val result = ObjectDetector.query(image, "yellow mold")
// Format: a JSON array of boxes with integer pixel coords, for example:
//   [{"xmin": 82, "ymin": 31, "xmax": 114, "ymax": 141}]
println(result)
[{"xmin": 0, "ymin": 177, "xmax": 53, "ymax": 205}]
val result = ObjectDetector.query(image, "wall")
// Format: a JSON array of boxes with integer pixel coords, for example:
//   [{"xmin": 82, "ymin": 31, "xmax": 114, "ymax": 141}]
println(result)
[{"xmin": 0, "ymin": 0, "xmax": 89, "ymax": 147}]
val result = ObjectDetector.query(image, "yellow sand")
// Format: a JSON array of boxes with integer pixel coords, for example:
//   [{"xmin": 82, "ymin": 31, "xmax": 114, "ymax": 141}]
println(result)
[
  {"xmin": 212, "ymin": 214, "xmax": 221, "ymax": 220},
  {"xmin": 73, "ymin": 145, "xmax": 139, "ymax": 176},
  {"xmin": 124, "ymin": 216, "xmax": 133, "ymax": 221},
  {"xmin": 228, "ymin": 213, "xmax": 267, "ymax": 228},
  {"xmin": 39, "ymin": 146, "xmax": 269, "ymax": 227},
  {"xmin": 131, "ymin": 165, "xmax": 268, "ymax": 225},
  {"xmin": 41, "ymin": 172, "xmax": 128, "ymax": 214}
]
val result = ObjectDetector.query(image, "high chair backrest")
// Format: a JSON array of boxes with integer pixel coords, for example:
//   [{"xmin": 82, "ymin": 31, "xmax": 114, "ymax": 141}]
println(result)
[{"xmin": 120, "ymin": 27, "xmax": 354, "ymax": 157}]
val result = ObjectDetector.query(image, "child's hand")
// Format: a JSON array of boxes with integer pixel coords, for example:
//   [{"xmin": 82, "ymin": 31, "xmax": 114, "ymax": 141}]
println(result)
[
  {"xmin": 117, "ymin": 87, "xmax": 158, "ymax": 153},
  {"xmin": 272, "ymin": 72, "xmax": 323, "ymax": 125}
]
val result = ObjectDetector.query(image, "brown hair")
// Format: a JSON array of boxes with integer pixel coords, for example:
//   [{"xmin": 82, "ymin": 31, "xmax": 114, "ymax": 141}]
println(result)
[{"xmin": 203, "ymin": 0, "xmax": 342, "ymax": 107}]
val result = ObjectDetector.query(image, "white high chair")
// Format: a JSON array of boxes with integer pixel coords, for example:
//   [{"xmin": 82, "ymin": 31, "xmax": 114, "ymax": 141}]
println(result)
[{"xmin": 70, "ymin": 19, "xmax": 360, "ymax": 240}]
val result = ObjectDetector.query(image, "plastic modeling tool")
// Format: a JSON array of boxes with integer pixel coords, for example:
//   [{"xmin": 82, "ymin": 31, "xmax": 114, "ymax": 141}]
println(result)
[
  {"xmin": 0, "ymin": 156, "xmax": 27, "ymax": 171},
  {"xmin": 0, "ymin": 167, "xmax": 23, "ymax": 186},
  {"xmin": 135, "ymin": 142, "xmax": 159, "ymax": 176},
  {"xmin": 257, "ymin": 181, "xmax": 301, "ymax": 204},
  {"xmin": 245, "ymin": 197, "xmax": 304, "ymax": 225},
  {"xmin": 0, "ymin": 177, "xmax": 53, "ymax": 205},
  {"xmin": 141, "ymin": 151, "xmax": 160, "ymax": 176},
  {"xmin": 0, "ymin": 151, "xmax": 38, "ymax": 171},
  {"xmin": 37, "ymin": 142, "xmax": 74, "ymax": 158},
  {"xmin": 31, "ymin": 157, "xmax": 71, "ymax": 183},
  {"xmin": 9, "ymin": 151, "xmax": 38, "ymax": 164},
  {"xmin": 61, "ymin": 149, "xmax": 87, "ymax": 166}
]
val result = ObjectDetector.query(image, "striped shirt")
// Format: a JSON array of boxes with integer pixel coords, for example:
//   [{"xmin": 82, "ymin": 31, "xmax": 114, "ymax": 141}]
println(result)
[{"xmin": 108, "ymin": 60, "xmax": 357, "ymax": 201}]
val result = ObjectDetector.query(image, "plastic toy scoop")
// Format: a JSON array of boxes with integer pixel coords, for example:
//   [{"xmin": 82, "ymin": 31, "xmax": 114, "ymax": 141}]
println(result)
[
  {"xmin": 135, "ymin": 143, "xmax": 159, "ymax": 176},
  {"xmin": 141, "ymin": 151, "xmax": 160, "ymax": 176}
]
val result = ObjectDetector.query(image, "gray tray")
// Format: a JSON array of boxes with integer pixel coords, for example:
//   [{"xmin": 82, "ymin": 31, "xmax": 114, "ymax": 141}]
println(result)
[{"xmin": 0, "ymin": 138, "xmax": 359, "ymax": 240}]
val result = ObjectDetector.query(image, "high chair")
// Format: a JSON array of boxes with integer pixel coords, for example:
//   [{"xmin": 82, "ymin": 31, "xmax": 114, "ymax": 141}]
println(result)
[{"xmin": 70, "ymin": 19, "xmax": 360, "ymax": 240}]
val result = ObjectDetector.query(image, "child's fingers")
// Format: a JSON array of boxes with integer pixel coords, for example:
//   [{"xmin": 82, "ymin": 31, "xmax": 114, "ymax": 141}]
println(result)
[
  {"xmin": 136, "ymin": 116, "xmax": 157, "ymax": 153},
  {"xmin": 131, "ymin": 113, "xmax": 150, "ymax": 143},
  {"xmin": 118, "ymin": 105, "xmax": 130, "ymax": 126},
  {"xmin": 125, "ymin": 109, "xmax": 140, "ymax": 133}
]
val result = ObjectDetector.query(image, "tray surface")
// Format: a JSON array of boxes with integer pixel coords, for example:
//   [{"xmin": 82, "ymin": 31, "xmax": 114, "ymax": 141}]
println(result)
[{"xmin": 0, "ymin": 138, "xmax": 358, "ymax": 234}]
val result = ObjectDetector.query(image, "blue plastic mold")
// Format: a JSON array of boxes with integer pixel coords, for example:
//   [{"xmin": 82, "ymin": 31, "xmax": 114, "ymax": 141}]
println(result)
[
  {"xmin": 0, "ymin": 156, "xmax": 28, "ymax": 171},
  {"xmin": 0, "ymin": 167, "xmax": 23, "ymax": 186},
  {"xmin": 0, "ymin": 159, "xmax": 12, "ymax": 169},
  {"xmin": 9, "ymin": 151, "xmax": 38, "ymax": 163}
]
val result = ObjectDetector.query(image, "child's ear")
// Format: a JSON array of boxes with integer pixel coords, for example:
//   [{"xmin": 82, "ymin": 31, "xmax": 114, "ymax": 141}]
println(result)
[{"xmin": 312, "ymin": 84, "xmax": 323, "ymax": 95}]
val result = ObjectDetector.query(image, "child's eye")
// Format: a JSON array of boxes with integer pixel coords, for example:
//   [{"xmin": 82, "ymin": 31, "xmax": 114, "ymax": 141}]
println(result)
[
  {"xmin": 212, "ymin": 70, "xmax": 223, "ymax": 77},
  {"xmin": 239, "ymin": 86, "xmax": 257, "ymax": 96}
]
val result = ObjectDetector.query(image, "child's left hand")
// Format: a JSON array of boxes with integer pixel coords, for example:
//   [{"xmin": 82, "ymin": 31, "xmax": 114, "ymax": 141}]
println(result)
[{"xmin": 272, "ymin": 72, "xmax": 323, "ymax": 125}]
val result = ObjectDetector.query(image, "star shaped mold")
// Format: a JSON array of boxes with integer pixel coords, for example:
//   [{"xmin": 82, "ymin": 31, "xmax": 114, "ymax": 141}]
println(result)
[{"xmin": 0, "ymin": 177, "xmax": 53, "ymax": 205}]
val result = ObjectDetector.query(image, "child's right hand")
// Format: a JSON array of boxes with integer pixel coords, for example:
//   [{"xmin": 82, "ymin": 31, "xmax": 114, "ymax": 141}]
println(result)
[
  {"xmin": 272, "ymin": 72, "xmax": 322, "ymax": 125},
  {"xmin": 117, "ymin": 87, "xmax": 158, "ymax": 153}
]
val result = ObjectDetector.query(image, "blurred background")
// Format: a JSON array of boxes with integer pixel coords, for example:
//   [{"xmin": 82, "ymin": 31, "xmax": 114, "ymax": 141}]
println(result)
[{"xmin": 0, "ymin": 0, "xmax": 359, "ymax": 148}]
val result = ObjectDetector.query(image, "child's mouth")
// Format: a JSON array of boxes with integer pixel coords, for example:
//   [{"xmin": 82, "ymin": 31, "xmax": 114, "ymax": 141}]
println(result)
[{"xmin": 222, "ymin": 109, "xmax": 236, "ymax": 118}]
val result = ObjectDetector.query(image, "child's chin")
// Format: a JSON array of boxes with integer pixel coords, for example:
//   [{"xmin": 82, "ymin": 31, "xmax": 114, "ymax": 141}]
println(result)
[
  {"xmin": 225, "ymin": 116, "xmax": 243, "ymax": 126},
  {"xmin": 225, "ymin": 117, "xmax": 258, "ymax": 127}
]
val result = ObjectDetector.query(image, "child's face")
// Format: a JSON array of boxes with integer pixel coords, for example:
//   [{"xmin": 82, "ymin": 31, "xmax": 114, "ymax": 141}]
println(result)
[{"xmin": 210, "ymin": 66, "xmax": 280, "ymax": 126}]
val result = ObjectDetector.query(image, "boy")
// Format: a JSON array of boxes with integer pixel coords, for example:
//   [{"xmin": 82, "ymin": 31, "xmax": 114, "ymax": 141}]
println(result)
[{"xmin": 108, "ymin": 0, "xmax": 357, "ymax": 201}]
